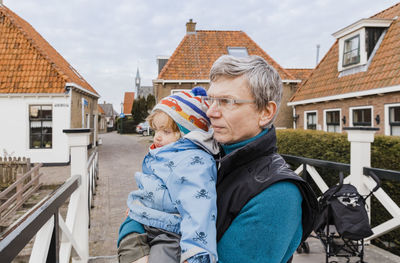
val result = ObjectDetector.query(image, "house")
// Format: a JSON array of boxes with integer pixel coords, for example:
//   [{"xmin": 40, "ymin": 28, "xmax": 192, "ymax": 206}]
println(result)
[
  {"xmin": 153, "ymin": 19, "xmax": 301, "ymax": 129},
  {"xmin": 98, "ymin": 105, "xmax": 107, "ymax": 133},
  {"xmin": 288, "ymin": 3, "xmax": 400, "ymax": 136},
  {"xmin": 0, "ymin": 4, "xmax": 100, "ymax": 164},
  {"xmin": 123, "ymin": 92, "xmax": 135, "ymax": 116},
  {"xmin": 98, "ymin": 102, "xmax": 117, "ymax": 132}
]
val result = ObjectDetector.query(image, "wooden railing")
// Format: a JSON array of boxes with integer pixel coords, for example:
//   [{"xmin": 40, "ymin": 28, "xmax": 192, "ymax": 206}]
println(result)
[
  {"xmin": 0, "ymin": 129, "xmax": 97, "ymax": 262},
  {"xmin": 0, "ymin": 157, "xmax": 31, "ymax": 187},
  {"xmin": 0, "ymin": 163, "xmax": 42, "ymax": 221}
]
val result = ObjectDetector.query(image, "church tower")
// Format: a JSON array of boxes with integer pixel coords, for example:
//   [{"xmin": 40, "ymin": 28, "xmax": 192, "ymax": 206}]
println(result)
[{"xmin": 135, "ymin": 68, "xmax": 141, "ymax": 98}]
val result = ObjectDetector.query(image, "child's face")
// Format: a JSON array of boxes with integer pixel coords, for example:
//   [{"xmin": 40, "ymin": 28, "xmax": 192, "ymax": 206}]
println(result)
[{"xmin": 152, "ymin": 113, "xmax": 181, "ymax": 148}]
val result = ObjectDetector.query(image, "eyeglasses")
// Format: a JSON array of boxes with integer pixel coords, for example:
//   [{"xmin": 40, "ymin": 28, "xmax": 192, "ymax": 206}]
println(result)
[{"xmin": 202, "ymin": 96, "xmax": 255, "ymax": 110}]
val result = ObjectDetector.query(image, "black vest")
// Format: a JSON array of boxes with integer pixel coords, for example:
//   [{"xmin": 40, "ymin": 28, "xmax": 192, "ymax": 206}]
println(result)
[{"xmin": 216, "ymin": 126, "xmax": 318, "ymax": 242}]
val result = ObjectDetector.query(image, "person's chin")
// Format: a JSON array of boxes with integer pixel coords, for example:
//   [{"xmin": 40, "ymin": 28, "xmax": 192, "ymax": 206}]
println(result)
[{"xmin": 213, "ymin": 132, "xmax": 230, "ymax": 144}]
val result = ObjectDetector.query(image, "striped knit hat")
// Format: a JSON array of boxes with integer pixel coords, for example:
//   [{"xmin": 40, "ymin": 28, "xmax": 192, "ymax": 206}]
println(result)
[{"xmin": 152, "ymin": 87, "xmax": 210, "ymax": 134}]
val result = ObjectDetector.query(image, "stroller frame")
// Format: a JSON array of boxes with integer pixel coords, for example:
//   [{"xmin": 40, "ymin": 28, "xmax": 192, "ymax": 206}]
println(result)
[{"xmin": 314, "ymin": 171, "xmax": 381, "ymax": 263}]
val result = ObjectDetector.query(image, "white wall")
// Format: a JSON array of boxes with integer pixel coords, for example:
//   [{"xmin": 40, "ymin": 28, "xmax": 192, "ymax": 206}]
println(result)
[{"xmin": 0, "ymin": 95, "xmax": 71, "ymax": 164}]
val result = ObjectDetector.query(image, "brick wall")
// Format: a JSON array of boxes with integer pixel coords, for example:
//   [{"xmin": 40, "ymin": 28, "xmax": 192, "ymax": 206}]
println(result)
[
  {"xmin": 293, "ymin": 92, "xmax": 400, "ymax": 135},
  {"xmin": 70, "ymin": 90, "xmax": 98, "ymax": 144}
]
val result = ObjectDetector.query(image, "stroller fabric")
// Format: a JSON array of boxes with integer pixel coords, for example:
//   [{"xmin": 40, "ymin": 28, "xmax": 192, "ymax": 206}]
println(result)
[{"xmin": 314, "ymin": 183, "xmax": 373, "ymax": 240}]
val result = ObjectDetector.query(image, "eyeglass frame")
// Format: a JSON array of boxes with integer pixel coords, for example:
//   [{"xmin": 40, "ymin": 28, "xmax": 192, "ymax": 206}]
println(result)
[{"xmin": 201, "ymin": 96, "xmax": 256, "ymax": 109}]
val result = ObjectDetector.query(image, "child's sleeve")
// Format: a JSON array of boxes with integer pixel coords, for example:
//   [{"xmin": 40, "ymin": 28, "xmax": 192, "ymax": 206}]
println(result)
[{"xmin": 166, "ymin": 152, "xmax": 218, "ymax": 263}]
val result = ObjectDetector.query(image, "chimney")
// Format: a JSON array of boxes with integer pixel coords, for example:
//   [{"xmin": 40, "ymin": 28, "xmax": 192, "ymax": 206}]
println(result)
[{"xmin": 186, "ymin": 19, "xmax": 196, "ymax": 35}]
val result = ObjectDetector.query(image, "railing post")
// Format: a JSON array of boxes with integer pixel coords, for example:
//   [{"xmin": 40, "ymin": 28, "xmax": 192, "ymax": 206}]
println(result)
[
  {"xmin": 344, "ymin": 127, "xmax": 379, "ymax": 221},
  {"xmin": 63, "ymin": 128, "xmax": 90, "ymax": 263}
]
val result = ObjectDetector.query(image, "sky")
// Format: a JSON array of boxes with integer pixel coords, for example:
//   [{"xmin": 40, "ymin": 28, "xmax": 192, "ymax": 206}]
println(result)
[{"xmin": 4, "ymin": 0, "xmax": 400, "ymax": 113}]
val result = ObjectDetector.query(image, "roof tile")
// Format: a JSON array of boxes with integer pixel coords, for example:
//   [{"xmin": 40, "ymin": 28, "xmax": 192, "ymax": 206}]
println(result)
[
  {"xmin": 0, "ymin": 5, "xmax": 98, "ymax": 96},
  {"xmin": 158, "ymin": 30, "xmax": 294, "ymax": 81},
  {"xmin": 291, "ymin": 3, "xmax": 400, "ymax": 102}
]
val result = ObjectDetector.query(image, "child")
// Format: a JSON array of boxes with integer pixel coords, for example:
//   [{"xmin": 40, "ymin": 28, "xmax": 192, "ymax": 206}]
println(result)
[{"xmin": 118, "ymin": 87, "xmax": 218, "ymax": 263}]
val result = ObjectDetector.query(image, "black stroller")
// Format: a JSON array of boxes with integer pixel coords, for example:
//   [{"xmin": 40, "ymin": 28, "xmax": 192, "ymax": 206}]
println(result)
[{"xmin": 313, "ymin": 171, "xmax": 381, "ymax": 263}]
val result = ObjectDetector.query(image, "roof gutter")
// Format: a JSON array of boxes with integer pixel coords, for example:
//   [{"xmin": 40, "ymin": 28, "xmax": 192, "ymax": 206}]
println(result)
[
  {"xmin": 288, "ymin": 84, "xmax": 400, "ymax": 106},
  {"xmin": 66, "ymin": 82, "xmax": 100, "ymax": 98},
  {"xmin": 0, "ymin": 93, "xmax": 69, "ymax": 98},
  {"xmin": 153, "ymin": 79, "xmax": 301, "ymax": 84}
]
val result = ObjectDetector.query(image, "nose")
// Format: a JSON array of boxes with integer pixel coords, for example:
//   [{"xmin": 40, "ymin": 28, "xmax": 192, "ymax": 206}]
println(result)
[
  {"xmin": 154, "ymin": 132, "xmax": 162, "ymax": 142},
  {"xmin": 206, "ymin": 101, "xmax": 221, "ymax": 118}
]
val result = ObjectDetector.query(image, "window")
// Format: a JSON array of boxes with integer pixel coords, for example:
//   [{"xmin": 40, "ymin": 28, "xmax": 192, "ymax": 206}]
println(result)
[
  {"xmin": 343, "ymin": 35, "xmax": 360, "ymax": 67},
  {"xmin": 326, "ymin": 110, "xmax": 340, "ymax": 132},
  {"xmin": 29, "ymin": 105, "xmax": 52, "ymax": 149},
  {"xmin": 227, "ymin": 47, "xmax": 248, "ymax": 57},
  {"xmin": 352, "ymin": 108, "xmax": 371, "ymax": 126},
  {"xmin": 306, "ymin": 112, "xmax": 317, "ymax": 130},
  {"xmin": 389, "ymin": 106, "xmax": 400, "ymax": 136}
]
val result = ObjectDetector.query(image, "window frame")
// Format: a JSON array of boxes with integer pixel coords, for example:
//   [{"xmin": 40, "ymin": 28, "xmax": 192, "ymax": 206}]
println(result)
[
  {"xmin": 349, "ymin": 106, "xmax": 373, "ymax": 127},
  {"xmin": 384, "ymin": 103, "xmax": 400, "ymax": 136},
  {"xmin": 304, "ymin": 110, "xmax": 318, "ymax": 130},
  {"xmin": 29, "ymin": 104, "xmax": 53, "ymax": 149},
  {"xmin": 227, "ymin": 47, "xmax": 249, "ymax": 57},
  {"xmin": 323, "ymin": 108, "xmax": 341, "ymax": 133},
  {"xmin": 342, "ymin": 34, "xmax": 361, "ymax": 67}
]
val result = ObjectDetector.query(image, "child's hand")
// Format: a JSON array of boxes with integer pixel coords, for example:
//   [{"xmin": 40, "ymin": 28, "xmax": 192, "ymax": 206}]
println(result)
[{"xmin": 125, "ymin": 208, "xmax": 129, "ymax": 217}]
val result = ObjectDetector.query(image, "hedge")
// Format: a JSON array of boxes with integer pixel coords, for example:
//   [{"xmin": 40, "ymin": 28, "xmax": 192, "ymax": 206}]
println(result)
[{"xmin": 276, "ymin": 129, "xmax": 400, "ymax": 255}]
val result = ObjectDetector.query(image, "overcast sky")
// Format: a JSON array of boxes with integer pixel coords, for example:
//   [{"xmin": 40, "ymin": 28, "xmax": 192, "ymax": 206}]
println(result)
[{"xmin": 5, "ymin": 0, "xmax": 400, "ymax": 112}]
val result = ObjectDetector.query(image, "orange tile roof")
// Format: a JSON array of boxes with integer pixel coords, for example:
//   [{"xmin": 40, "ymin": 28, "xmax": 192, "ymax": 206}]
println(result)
[
  {"xmin": 98, "ymin": 104, "xmax": 105, "ymax": 114},
  {"xmin": 285, "ymin": 68, "xmax": 313, "ymax": 81},
  {"xmin": 157, "ymin": 30, "xmax": 294, "ymax": 81},
  {"xmin": 291, "ymin": 3, "xmax": 400, "ymax": 103},
  {"xmin": 0, "ymin": 5, "xmax": 99, "ymax": 96},
  {"xmin": 123, "ymin": 92, "xmax": 135, "ymax": 115}
]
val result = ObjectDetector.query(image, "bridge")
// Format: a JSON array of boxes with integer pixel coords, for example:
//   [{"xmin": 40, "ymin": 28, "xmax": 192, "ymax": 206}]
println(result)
[{"xmin": 0, "ymin": 128, "xmax": 400, "ymax": 262}]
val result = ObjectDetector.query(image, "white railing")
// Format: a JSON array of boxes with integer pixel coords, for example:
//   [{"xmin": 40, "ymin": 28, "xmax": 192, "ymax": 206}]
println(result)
[
  {"xmin": 87, "ymin": 149, "xmax": 99, "ymax": 217},
  {"xmin": 28, "ymin": 129, "xmax": 96, "ymax": 263},
  {"xmin": 291, "ymin": 127, "xmax": 400, "ymax": 242}
]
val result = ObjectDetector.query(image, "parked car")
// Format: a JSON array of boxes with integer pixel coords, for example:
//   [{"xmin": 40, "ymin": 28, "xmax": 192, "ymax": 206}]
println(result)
[{"xmin": 136, "ymin": 121, "xmax": 152, "ymax": 136}]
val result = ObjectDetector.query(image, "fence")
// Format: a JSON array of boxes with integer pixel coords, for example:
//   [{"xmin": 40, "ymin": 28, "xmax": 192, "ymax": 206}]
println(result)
[
  {"xmin": 0, "ymin": 157, "xmax": 31, "ymax": 187},
  {"xmin": 0, "ymin": 163, "xmax": 42, "ymax": 221},
  {"xmin": 282, "ymin": 127, "xmax": 400, "ymax": 242},
  {"xmin": 0, "ymin": 129, "xmax": 98, "ymax": 262}
]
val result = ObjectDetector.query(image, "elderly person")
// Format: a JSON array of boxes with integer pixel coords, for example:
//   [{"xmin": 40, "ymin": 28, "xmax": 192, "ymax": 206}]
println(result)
[
  {"xmin": 204, "ymin": 55, "xmax": 317, "ymax": 263},
  {"xmin": 118, "ymin": 55, "xmax": 317, "ymax": 263}
]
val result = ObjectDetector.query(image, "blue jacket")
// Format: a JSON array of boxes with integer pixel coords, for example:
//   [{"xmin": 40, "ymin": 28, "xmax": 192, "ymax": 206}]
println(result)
[{"xmin": 127, "ymin": 132, "xmax": 218, "ymax": 263}]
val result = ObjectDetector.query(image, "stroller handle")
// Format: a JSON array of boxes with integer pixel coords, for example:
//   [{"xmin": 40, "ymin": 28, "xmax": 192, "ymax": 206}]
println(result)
[
  {"xmin": 329, "ymin": 171, "xmax": 345, "ymax": 199},
  {"xmin": 368, "ymin": 171, "xmax": 381, "ymax": 193}
]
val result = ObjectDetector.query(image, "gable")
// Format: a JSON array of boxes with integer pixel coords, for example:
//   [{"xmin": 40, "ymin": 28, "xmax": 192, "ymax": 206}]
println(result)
[
  {"xmin": 157, "ymin": 30, "xmax": 294, "ymax": 81},
  {"xmin": 290, "ymin": 3, "xmax": 400, "ymax": 104},
  {"xmin": 0, "ymin": 5, "xmax": 98, "ymax": 96}
]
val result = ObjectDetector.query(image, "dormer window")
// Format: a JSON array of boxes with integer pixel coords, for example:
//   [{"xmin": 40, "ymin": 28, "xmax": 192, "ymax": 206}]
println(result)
[
  {"xmin": 227, "ymin": 47, "xmax": 248, "ymax": 57},
  {"xmin": 343, "ymin": 35, "xmax": 360, "ymax": 67},
  {"xmin": 333, "ymin": 18, "xmax": 392, "ymax": 73}
]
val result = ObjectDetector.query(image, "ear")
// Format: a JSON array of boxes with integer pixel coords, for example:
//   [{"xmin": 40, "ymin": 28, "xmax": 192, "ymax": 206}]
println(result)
[{"xmin": 258, "ymin": 101, "xmax": 277, "ymax": 127}]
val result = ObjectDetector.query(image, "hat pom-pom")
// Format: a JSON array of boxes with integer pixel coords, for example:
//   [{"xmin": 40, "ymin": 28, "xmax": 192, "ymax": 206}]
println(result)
[{"xmin": 192, "ymin": 86, "xmax": 207, "ymax": 96}]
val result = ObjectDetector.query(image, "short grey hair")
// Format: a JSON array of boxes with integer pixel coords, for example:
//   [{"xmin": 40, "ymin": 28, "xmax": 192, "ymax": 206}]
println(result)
[{"xmin": 209, "ymin": 55, "xmax": 283, "ymax": 127}]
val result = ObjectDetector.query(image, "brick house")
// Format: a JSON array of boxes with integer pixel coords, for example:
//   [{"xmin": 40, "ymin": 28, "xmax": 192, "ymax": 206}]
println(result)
[
  {"xmin": 153, "ymin": 19, "xmax": 304, "ymax": 129},
  {"xmin": 98, "ymin": 105, "xmax": 107, "ymax": 133},
  {"xmin": 123, "ymin": 92, "xmax": 135, "ymax": 116},
  {"xmin": 288, "ymin": 3, "xmax": 400, "ymax": 136},
  {"xmin": 98, "ymin": 102, "xmax": 118, "ymax": 132},
  {"xmin": 0, "ymin": 4, "xmax": 100, "ymax": 164}
]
